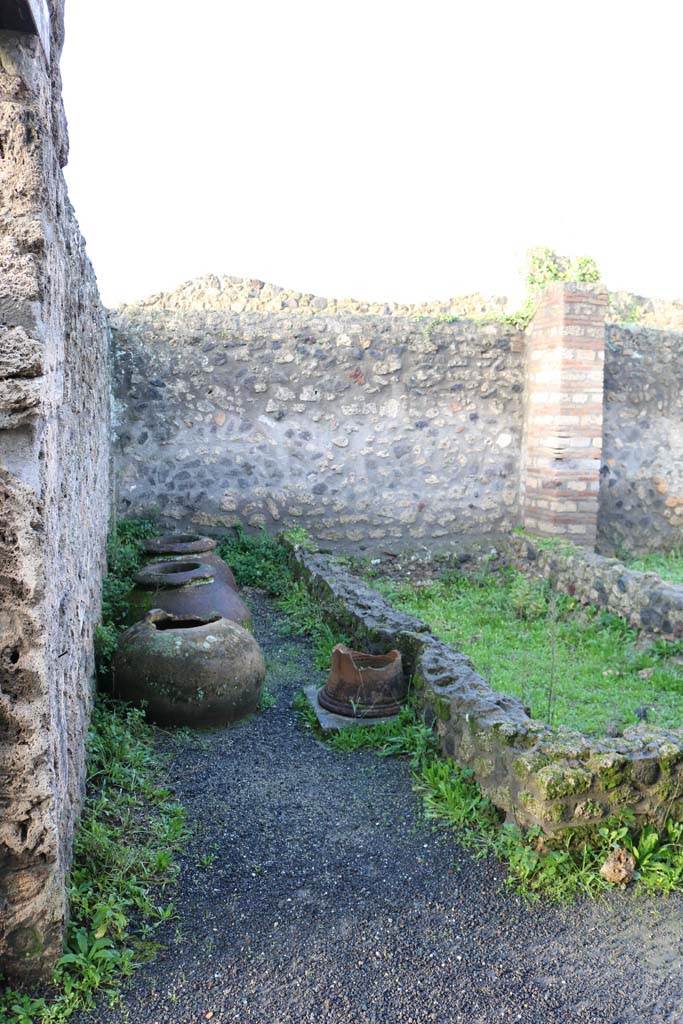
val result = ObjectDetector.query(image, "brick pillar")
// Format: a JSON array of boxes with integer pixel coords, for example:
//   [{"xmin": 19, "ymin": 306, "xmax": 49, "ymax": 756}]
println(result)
[{"xmin": 520, "ymin": 281, "xmax": 607, "ymax": 547}]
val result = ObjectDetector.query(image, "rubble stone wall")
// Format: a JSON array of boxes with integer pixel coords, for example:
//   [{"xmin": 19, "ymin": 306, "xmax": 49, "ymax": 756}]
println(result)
[
  {"xmin": 112, "ymin": 308, "xmax": 525, "ymax": 551},
  {"xmin": 0, "ymin": 7, "xmax": 111, "ymax": 980},
  {"xmin": 505, "ymin": 535, "xmax": 683, "ymax": 639},
  {"xmin": 599, "ymin": 325, "xmax": 683, "ymax": 556},
  {"xmin": 113, "ymin": 286, "xmax": 683, "ymax": 558}
]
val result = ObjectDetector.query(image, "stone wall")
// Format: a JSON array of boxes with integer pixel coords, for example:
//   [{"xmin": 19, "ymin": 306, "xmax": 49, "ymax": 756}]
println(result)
[
  {"xmin": 123, "ymin": 272, "xmax": 510, "ymax": 321},
  {"xmin": 505, "ymin": 535, "xmax": 683, "ymax": 640},
  {"xmin": 113, "ymin": 280, "xmax": 683, "ymax": 558},
  {"xmin": 0, "ymin": 6, "xmax": 111, "ymax": 980},
  {"xmin": 112, "ymin": 308, "xmax": 525, "ymax": 551},
  {"xmin": 599, "ymin": 324, "xmax": 683, "ymax": 555},
  {"xmin": 289, "ymin": 543, "xmax": 683, "ymax": 835}
]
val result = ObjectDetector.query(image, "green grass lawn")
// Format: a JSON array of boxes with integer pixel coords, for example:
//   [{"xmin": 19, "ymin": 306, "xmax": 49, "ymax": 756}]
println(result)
[
  {"xmin": 627, "ymin": 548, "xmax": 683, "ymax": 585},
  {"xmin": 373, "ymin": 568, "xmax": 683, "ymax": 737}
]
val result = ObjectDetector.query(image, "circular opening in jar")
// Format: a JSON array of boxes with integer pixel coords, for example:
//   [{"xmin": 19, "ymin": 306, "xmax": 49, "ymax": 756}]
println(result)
[
  {"xmin": 163, "ymin": 561, "xmax": 202, "ymax": 574},
  {"xmin": 153, "ymin": 614, "xmax": 221, "ymax": 631}
]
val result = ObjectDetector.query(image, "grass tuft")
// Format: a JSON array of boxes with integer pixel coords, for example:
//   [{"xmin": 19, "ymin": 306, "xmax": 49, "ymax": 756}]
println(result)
[
  {"xmin": 217, "ymin": 526, "xmax": 346, "ymax": 667},
  {"xmin": 0, "ymin": 701, "xmax": 187, "ymax": 1023},
  {"xmin": 217, "ymin": 524, "xmax": 292, "ymax": 595},
  {"xmin": 372, "ymin": 567, "xmax": 683, "ymax": 735},
  {"xmin": 627, "ymin": 548, "xmax": 683, "ymax": 586},
  {"xmin": 95, "ymin": 517, "xmax": 158, "ymax": 676}
]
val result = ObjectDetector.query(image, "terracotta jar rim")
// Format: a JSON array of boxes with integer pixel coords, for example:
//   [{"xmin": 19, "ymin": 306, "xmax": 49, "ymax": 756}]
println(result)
[
  {"xmin": 143, "ymin": 533, "xmax": 217, "ymax": 556},
  {"xmin": 134, "ymin": 559, "xmax": 214, "ymax": 589}
]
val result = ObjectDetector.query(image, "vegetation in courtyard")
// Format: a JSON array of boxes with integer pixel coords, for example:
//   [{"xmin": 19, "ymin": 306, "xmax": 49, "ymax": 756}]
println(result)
[
  {"xmin": 214, "ymin": 527, "xmax": 682, "ymax": 902},
  {"xmin": 218, "ymin": 524, "xmax": 346, "ymax": 667},
  {"xmin": 0, "ymin": 701, "xmax": 187, "ymax": 1024},
  {"xmin": 627, "ymin": 548, "xmax": 683, "ymax": 586},
  {"xmin": 370, "ymin": 567, "xmax": 682, "ymax": 736},
  {"xmin": 95, "ymin": 517, "xmax": 158, "ymax": 676}
]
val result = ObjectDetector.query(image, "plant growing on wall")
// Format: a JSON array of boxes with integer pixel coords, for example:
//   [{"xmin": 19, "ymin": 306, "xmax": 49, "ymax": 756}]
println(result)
[{"xmin": 502, "ymin": 248, "xmax": 602, "ymax": 329}]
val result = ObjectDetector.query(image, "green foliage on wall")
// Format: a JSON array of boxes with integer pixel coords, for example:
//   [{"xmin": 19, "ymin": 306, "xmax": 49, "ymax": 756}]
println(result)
[{"xmin": 501, "ymin": 247, "xmax": 602, "ymax": 330}]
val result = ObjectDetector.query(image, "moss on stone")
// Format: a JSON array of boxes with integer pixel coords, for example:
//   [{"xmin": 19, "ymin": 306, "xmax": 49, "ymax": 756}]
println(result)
[
  {"xmin": 574, "ymin": 799, "xmax": 605, "ymax": 820},
  {"xmin": 518, "ymin": 790, "xmax": 546, "ymax": 819},
  {"xmin": 472, "ymin": 757, "xmax": 495, "ymax": 779},
  {"xmin": 534, "ymin": 763, "xmax": 593, "ymax": 800},
  {"xmin": 589, "ymin": 752, "xmax": 631, "ymax": 790}
]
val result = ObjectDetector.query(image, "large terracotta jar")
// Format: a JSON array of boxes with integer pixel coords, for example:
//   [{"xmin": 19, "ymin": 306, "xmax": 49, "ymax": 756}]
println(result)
[
  {"xmin": 113, "ymin": 609, "xmax": 265, "ymax": 726},
  {"xmin": 318, "ymin": 644, "xmax": 405, "ymax": 718},
  {"xmin": 126, "ymin": 559, "xmax": 251, "ymax": 628},
  {"xmin": 143, "ymin": 532, "xmax": 237, "ymax": 590}
]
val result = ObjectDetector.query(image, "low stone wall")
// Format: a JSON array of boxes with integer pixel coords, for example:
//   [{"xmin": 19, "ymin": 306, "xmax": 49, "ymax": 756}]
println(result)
[
  {"xmin": 505, "ymin": 535, "xmax": 683, "ymax": 639},
  {"xmin": 288, "ymin": 544, "xmax": 683, "ymax": 834}
]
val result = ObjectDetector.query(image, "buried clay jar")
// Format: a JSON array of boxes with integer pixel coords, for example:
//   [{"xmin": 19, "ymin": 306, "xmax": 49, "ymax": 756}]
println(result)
[
  {"xmin": 113, "ymin": 609, "xmax": 266, "ymax": 726},
  {"xmin": 126, "ymin": 559, "xmax": 251, "ymax": 628},
  {"xmin": 143, "ymin": 532, "xmax": 238, "ymax": 590}
]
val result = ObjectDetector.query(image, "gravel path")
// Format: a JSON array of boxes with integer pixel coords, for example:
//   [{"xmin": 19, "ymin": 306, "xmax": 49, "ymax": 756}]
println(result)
[{"xmin": 79, "ymin": 592, "xmax": 683, "ymax": 1024}]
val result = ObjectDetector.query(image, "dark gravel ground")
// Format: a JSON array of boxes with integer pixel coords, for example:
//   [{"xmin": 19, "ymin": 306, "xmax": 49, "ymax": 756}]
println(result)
[{"xmin": 77, "ymin": 591, "xmax": 683, "ymax": 1024}]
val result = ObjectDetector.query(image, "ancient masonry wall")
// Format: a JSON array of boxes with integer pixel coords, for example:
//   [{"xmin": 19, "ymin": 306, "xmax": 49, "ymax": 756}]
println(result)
[
  {"xmin": 112, "ymin": 309, "xmax": 526, "ymax": 550},
  {"xmin": 0, "ymin": 9, "xmax": 111, "ymax": 980},
  {"xmin": 505, "ymin": 535, "xmax": 683, "ymax": 639},
  {"xmin": 113, "ymin": 285, "xmax": 683, "ymax": 557},
  {"xmin": 600, "ymin": 324, "xmax": 683, "ymax": 555}
]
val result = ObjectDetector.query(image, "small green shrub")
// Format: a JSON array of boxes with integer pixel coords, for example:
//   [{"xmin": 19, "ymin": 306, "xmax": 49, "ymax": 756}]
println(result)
[
  {"xmin": 0, "ymin": 700, "xmax": 187, "ymax": 1023},
  {"xmin": 96, "ymin": 517, "xmax": 158, "ymax": 675},
  {"xmin": 217, "ymin": 524, "xmax": 292, "ymax": 595},
  {"xmin": 509, "ymin": 575, "xmax": 548, "ymax": 621},
  {"xmin": 280, "ymin": 526, "xmax": 316, "ymax": 552},
  {"xmin": 503, "ymin": 249, "xmax": 602, "ymax": 329}
]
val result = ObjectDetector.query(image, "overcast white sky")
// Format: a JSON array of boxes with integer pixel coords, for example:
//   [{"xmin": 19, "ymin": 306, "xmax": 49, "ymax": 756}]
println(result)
[{"xmin": 61, "ymin": 0, "xmax": 682, "ymax": 309}]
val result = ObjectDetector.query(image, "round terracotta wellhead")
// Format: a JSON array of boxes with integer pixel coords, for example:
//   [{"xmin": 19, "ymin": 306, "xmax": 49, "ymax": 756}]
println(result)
[
  {"xmin": 133, "ymin": 560, "xmax": 214, "ymax": 589},
  {"xmin": 143, "ymin": 533, "xmax": 218, "ymax": 557},
  {"xmin": 317, "ymin": 687, "xmax": 403, "ymax": 718},
  {"xmin": 318, "ymin": 644, "xmax": 406, "ymax": 719}
]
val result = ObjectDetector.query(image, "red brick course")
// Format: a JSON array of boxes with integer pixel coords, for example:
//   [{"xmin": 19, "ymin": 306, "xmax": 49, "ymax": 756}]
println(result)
[{"xmin": 520, "ymin": 282, "xmax": 607, "ymax": 547}]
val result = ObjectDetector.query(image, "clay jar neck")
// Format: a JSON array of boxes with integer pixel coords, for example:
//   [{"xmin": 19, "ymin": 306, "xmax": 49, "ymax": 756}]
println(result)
[
  {"xmin": 143, "ymin": 533, "xmax": 217, "ymax": 557},
  {"xmin": 133, "ymin": 560, "xmax": 214, "ymax": 590}
]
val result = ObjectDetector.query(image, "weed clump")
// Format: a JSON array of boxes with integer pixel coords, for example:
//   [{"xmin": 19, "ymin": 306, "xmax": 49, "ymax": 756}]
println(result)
[
  {"xmin": 95, "ymin": 517, "xmax": 158, "ymax": 675},
  {"xmin": 0, "ymin": 701, "xmax": 187, "ymax": 1023},
  {"xmin": 371, "ymin": 567, "xmax": 683, "ymax": 735}
]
